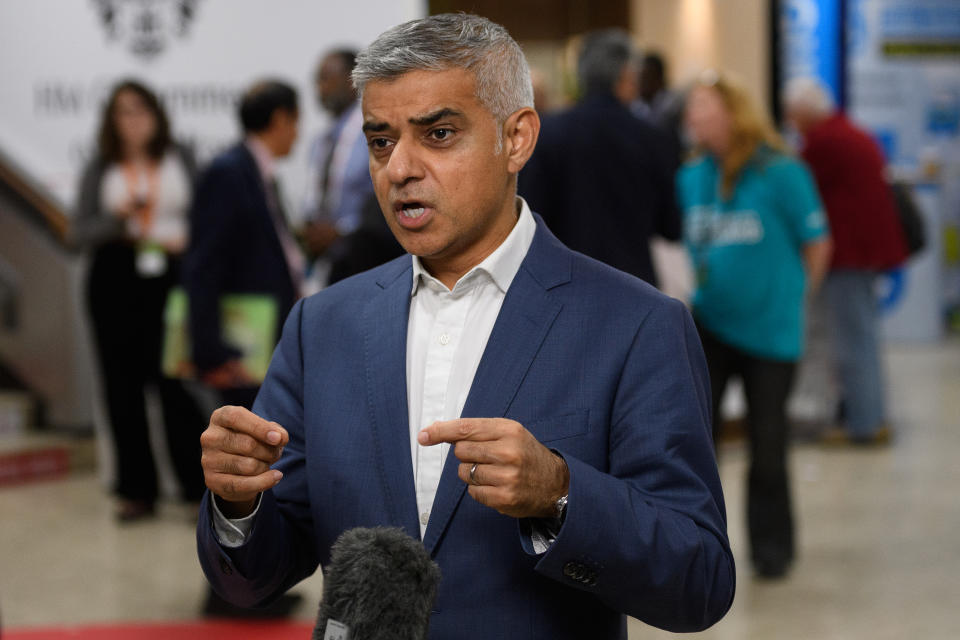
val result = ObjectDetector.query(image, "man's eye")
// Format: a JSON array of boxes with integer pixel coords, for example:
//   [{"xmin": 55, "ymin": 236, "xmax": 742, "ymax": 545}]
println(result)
[
  {"xmin": 369, "ymin": 138, "xmax": 390, "ymax": 149},
  {"xmin": 430, "ymin": 128, "xmax": 453, "ymax": 141}
]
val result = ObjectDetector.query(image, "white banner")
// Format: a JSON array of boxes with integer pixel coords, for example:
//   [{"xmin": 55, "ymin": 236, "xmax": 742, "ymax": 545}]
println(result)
[{"xmin": 0, "ymin": 0, "xmax": 424, "ymax": 215}]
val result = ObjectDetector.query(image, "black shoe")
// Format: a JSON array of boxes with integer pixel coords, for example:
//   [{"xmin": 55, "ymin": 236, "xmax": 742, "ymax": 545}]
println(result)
[
  {"xmin": 754, "ymin": 557, "xmax": 790, "ymax": 580},
  {"xmin": 202, "ymin": 588, "xmax": 303, "ymax": 619},
  {"xmin": 116, "ymin": 499, "xmax": 156, "ymax": 523}
]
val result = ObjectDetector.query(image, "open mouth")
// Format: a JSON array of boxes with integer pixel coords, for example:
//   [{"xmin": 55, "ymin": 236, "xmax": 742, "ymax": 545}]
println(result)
[
  {"xmin": 393, "ymin": 197, "xmax": 435, "ymax": 226},
  {"xmin": 399, "ymin": 202, "xmax": 427, "ymax": 219}
]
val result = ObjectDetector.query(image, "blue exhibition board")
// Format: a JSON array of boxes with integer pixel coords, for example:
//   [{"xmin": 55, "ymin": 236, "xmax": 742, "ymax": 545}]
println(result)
[{"xmin": 780, "ymin": 0, "xmax": 843, "ymax": 106}]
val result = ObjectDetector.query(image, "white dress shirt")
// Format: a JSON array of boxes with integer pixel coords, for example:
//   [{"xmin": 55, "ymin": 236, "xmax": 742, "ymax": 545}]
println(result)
[
  {"xmin": 406, "ymin": 198, "xmax": 536, "ymax": 535},
  {"xmin": 100, "ymin": 151, "xmax": 192, "ymax": 252},
  {"xmin": 214, "ymin": 198, "xmax": 537, "ymax": 543},
  {"xmin": 246, "ymin": 137, "xmax": 306, "ymax": 295}
]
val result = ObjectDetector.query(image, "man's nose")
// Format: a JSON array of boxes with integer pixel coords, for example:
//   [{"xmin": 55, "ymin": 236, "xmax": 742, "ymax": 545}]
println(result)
[{"xmin": 385, "ymin": 138, "xmax": 425, "ymax": 185}]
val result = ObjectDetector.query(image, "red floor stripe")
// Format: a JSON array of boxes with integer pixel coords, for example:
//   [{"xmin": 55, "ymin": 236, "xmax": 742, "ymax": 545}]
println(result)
[
  {"xmin": 4, "ymin": 620, "xmax": 314, "ymax": 639},
  {"xmin": 0, "ymin": 448, "xmax": 70, "ymax": 487}
]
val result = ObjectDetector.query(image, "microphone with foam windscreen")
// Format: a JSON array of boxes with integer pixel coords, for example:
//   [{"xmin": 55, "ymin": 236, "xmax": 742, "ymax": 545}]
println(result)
[{"xmin": 313, "ymin": 527, "xmax": 441, "ymax": 640}]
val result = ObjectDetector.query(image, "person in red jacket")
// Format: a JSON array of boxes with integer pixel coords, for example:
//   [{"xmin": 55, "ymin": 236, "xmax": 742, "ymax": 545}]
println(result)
[{"xmin": 785, "ymin": 77, "xmax": 908, "ymax": 445}]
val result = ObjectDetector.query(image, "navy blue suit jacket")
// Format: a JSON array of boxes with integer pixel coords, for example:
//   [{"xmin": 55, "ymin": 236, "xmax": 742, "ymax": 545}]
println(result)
[
  {"xmin": 184, "ymin": 143, "xmax": 297, "ymax": 372},
  {"xmin": 197, "ymin": 215, "xmax": 735, "ymax": 638}
]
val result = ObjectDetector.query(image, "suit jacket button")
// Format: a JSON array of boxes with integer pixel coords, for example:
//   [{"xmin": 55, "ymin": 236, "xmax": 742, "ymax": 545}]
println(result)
[
  {"xmin": 563, "ymin": 562, "xmax": 578, "ymax": 578},
  {"xmin": 219, "ymin": 558, "xmax": 233, "ymax": 576}
]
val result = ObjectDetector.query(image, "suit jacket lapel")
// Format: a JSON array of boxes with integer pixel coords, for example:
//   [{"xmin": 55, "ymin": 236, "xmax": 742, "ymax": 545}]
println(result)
[
  {"xmin": 422, "ymin": 218, "xmax": 571, "ymax": 554},
  {"xmin": 363, "ymin": 258, "xmax": 421, "ymax": 540}
]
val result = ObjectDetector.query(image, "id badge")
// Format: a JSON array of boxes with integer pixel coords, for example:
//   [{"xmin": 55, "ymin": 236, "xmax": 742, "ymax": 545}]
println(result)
[
  {"xmin": 323, "ymin": 619, "xmax": 350, "ymax": 640},
  {"xmin": 136, "ymin": 244, "xmax": 168, "ymax": 278}
]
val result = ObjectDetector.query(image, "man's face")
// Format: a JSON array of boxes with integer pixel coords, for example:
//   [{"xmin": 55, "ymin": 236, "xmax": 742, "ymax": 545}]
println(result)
[
  {"xmin": 272, "ymin": 108, "xmax": 300, "ymax": 158},
  {"xmin": 784, "ymin": 106, "xmax": 815, "ymax": 136},
  {"xmin": 361, "ymin": 68, "xmax": 524, "ymax": 278},
  {"xmin": 639, "ymin": 63, "xmax": 660, "ymax": 102},
  {"xmin": 316, "ymin": 55, "xmax": 356, "ymax": 116}
]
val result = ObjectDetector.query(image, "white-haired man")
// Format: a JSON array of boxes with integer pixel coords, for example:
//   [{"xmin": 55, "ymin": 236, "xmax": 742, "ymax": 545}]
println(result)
[
  {"xmin": 197, "ymin": 14, "xmax": 734, "ymax": 638},
  {"xmin": 784, "ymin": 77, "xmax": 907, "ymax": 445}
]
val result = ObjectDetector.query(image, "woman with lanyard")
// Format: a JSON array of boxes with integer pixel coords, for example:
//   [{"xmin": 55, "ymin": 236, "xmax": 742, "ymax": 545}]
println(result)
[
  {"xmin": 676, "ymin": 70, "xmax": 833, "ymax": 579},
  {"xmin": 73, "ymin": 79, "xmax": 206, "ymax": 522}
]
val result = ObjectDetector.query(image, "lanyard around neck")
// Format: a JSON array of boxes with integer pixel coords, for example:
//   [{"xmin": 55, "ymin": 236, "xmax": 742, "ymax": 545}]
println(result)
[{"xmin": 122, "ymin": 161, "xmax": 160, "ymax": 233}]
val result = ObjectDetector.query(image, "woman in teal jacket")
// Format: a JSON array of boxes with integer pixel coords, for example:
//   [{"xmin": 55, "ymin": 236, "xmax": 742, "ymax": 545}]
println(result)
[{"xmin": 676, "ymin": 71, "xmax": 833, "ymax": 579}]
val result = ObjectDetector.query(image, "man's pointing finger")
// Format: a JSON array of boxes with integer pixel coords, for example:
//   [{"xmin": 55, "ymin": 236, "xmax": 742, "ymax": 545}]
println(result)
[{"xmin": 418, "ymin": 418, "xmax": 501, "ymax": 446}]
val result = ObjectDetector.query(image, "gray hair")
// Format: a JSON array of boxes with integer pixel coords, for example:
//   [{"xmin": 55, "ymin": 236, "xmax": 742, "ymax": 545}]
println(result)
[
  {"xmin": 578, "ymin": 29, "xmax": 637, "ymax": 96},
  {"xmin": 352, "ymin": 13, "xmax": 534, "ymax": 124},
  {"xmin": 783, "ymin": 76, "xmax": 835, "ymax": 116}
]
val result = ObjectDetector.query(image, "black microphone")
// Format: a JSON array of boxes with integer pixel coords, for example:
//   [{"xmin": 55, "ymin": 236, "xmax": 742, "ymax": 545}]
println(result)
[{"xmin": 313, "ymin": 527, "xmax": 441, "ymax": 640}]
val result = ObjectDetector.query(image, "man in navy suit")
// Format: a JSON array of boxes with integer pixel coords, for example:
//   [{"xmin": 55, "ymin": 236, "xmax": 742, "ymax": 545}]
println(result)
[
  {"xmin": 519, "ymin": 30, "xmax": 681, "ymax": 288},
  {"xmin": 184, "ymin": 80, "xmax": 303, "ymax": 409},
  {"xmin": 197, "ymin": 15, "xmax": 734, "ymax": 638}
]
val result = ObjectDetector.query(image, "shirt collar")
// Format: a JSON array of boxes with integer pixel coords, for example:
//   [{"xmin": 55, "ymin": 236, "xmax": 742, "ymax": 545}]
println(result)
[
  {"xmin": 245, "ymin": 136, "xmax": 276, "ymax": 182},
  {"xmin": 411, "ymin": 197, "xmax": 536, "ymax": 296}
]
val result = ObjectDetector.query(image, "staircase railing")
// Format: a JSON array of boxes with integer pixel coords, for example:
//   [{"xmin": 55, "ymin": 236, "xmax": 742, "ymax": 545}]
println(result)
[{"xmin": 0, "ymin": 146, "xmax": 71, "ymax": 246}]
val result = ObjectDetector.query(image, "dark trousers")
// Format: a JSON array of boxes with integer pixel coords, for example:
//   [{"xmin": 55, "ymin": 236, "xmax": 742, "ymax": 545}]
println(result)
[
  {"xmin": 698, "ymin": 327, "xmax": 797, "ymax": 568},
  {"xmin": 88, "ymin": 242, "xmax": 206, "ymax": 503}
]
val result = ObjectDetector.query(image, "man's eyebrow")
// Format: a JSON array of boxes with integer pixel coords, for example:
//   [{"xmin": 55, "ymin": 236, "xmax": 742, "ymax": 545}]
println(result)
[
  {"xmin": 362, "ymin": 120, "xmax": 390, "ymax": 133},
  {"xmin": 409, "ymin": 108, "xmax": 464, "ymax": 126}
]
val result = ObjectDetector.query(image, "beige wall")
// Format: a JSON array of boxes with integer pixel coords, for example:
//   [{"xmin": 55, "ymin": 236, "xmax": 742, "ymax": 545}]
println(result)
[{"xmin": 631, "ymin": 0, "xmax": 771, "ymax": 113}]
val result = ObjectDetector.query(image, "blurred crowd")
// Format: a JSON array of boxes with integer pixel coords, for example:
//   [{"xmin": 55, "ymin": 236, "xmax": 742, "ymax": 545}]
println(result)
[{"xmin": 71, "ymin": 25, "xmax": 909, "ymax": 596}]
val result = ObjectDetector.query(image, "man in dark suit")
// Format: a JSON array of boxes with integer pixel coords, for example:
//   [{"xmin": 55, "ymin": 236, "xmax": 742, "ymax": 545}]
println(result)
[
  {"xmin": 184, "ymin": 80, "xmax": 303, "ymax": 410},
  {"xmin": 196, "ymin": 15, "xmax": 733, "ymax": 638},
  {"xmin": 300, "ymin": 49, "xmax": 404, "ymax": 290},
  {"xmin": 519, "ymin": 29, "xmax": 681, "ymax": 288}
]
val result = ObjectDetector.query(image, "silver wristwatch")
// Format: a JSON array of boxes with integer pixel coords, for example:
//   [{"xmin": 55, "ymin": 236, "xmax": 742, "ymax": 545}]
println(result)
[{"xmin": 554, "ymin": 493, "xmax": 569, "ymax": 520}]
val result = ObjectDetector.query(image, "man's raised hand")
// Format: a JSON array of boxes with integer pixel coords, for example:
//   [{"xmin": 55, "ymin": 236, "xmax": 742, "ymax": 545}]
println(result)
[{"xmin": 200, "ymin": 405, "xmax": 289, "ymax": 518}]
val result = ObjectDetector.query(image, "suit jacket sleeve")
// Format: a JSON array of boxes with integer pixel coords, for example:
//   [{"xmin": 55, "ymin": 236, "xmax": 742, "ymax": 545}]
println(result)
[
  {"xmin": 184, "ymin": 163, "xmax": 243, "ymax": 371},
  {"xmin": 197, "ymin": 298, "xmax": 319, "ymax": 606},
  {"xmin": 527, "ymin": 296, "xmax": 734, "ymax": 632}
]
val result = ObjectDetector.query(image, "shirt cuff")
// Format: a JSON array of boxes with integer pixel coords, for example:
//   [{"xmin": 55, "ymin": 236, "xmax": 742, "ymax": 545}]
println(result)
[
  {"xmin": 524, "ymin": 516, "xmax": 564, "ymax": 555},
  {"xmin": 211, "ymin": 494, "xmax": 262, "ymax": 548},
  {"xmin": 525, "ymin": 448, "xmax": 569, "ymax": 554}
]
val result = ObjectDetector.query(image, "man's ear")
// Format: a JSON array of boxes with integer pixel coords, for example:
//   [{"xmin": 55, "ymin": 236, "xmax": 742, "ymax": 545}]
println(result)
[
  {"xmin": 503, "ymin": 107, "xmax": 540, "ymax": 175},
  {"xmin": 267, "ymin": 108, "xmax": 284, "ymax": 132}
]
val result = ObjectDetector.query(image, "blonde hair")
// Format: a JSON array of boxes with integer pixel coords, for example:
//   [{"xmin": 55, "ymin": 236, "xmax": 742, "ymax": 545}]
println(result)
[{"xmin": 693, "ymin": 70, "xmax": 788, "ymax": 198}]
